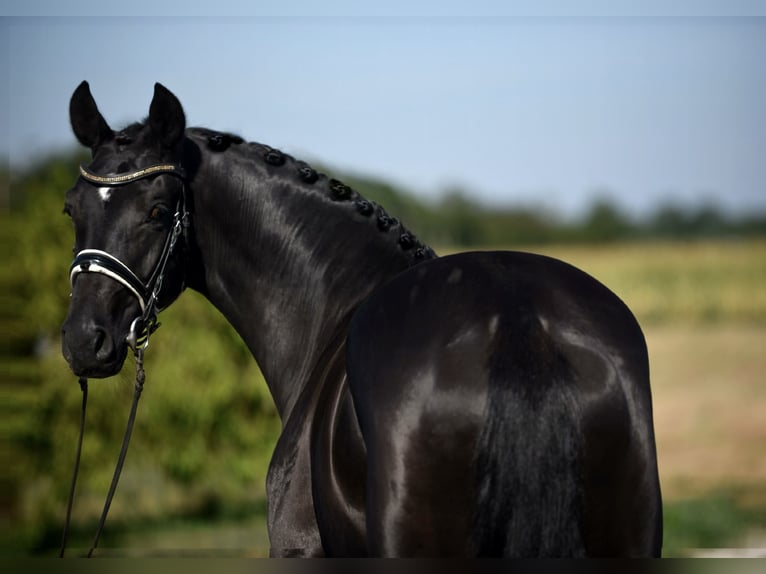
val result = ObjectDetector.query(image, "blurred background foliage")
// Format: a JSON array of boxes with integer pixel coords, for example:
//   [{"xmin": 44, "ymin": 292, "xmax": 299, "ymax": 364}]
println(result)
[{"xmin": 2, "ymin": 149, "xmax": 765, "ymax": 556}]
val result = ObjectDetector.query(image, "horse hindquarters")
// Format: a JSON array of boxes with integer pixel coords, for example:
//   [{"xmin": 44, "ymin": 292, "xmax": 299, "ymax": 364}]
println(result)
[
  {"xmin": 475, "ymin": 316, "xmax": 662, "ymax": 557},
  {"xmin": 474, "ymin": 286, "xmax": 662, "ymax": 556},
  {"xmin": 347, "ymin": 262, "xmax": 586, "ymax": 556},
  {"xmin": 347, "ymin": 252, "xmax": 662, "ymax": 557}
]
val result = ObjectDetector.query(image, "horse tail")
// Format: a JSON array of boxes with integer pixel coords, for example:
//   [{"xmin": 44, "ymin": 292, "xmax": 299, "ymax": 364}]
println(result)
[{"xmin": 474, "ymin": 312, "xmax": 584, "ymax": 557}]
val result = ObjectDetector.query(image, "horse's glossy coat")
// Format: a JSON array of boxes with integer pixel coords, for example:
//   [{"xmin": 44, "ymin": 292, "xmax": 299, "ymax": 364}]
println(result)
[{"xmin": 61, "ymin": 82, "xmax": 662, "ymax": 557}]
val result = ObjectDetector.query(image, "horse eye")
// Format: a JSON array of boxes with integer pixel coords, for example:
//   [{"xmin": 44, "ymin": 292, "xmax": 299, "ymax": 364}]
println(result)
[{"xmin": 148, "ymin": 204, "xmax": 169, "ymax": 222}]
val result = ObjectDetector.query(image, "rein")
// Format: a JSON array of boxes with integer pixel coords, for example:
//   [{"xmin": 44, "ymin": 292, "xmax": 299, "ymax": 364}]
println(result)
[{"xmin": 59, "ymin": 162, "xmax": 187, "ymax": 557}]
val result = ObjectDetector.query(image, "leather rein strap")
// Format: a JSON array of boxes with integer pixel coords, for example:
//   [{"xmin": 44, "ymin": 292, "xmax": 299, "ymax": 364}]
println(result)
[
  {"xmin": 60, "ymin": 162, "xmax": 187, "ymax": 557},
  {"xmin": 59, "ymin": 353, "xmax": 146, "ymax": 558}
]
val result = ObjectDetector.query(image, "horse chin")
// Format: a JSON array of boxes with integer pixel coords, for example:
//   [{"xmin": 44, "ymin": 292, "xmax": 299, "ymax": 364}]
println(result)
[{"xmin": 64, "ymin": 341, "xmax": 129, "ymax": 380}]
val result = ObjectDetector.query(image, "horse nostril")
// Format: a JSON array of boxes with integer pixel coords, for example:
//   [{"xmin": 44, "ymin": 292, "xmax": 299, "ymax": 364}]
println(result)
[{"xmin": 94, "ymin": 326, "xmax": 115, "ymax": 362}]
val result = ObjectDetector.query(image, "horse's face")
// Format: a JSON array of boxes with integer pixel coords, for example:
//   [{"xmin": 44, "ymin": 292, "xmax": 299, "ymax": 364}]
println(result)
[{"xmin": 61, "ymin": 81, "xmax": 187, "ymax": 378}]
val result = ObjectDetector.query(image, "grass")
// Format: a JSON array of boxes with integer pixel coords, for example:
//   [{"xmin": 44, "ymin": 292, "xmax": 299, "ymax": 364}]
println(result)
[
  {"xmin": 663, "ymin": 490, "xmax": 766, "ymax": 556},
  {"xmin": 646, "ymin": 323, "xmax": 766, "ymax": 556},
  {"xmin": 647, "ymin": 325, "xmax": 766, "ymax": 499},
  {"xmin": 101, "ymin": 513, "xmax": 271, "ymax": 558},
  {"xmin": 54, "ymin": 488, "xmax": 765, "ymax": 557}
]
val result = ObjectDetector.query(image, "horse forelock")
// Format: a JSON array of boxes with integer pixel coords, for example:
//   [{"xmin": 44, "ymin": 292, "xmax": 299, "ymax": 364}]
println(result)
[{"xmin": 115, "ymin": 122, "xmax": 145, "ymax": 144}]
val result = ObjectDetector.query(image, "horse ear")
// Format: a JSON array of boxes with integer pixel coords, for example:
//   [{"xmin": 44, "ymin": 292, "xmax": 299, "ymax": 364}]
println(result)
[
  {"xmin": 69, "ymin": 81, "xmax": 113, "ymax": 151},
  {"xmin": 148, "ymin": 83, "xmax": 186, "ymax": 149}
]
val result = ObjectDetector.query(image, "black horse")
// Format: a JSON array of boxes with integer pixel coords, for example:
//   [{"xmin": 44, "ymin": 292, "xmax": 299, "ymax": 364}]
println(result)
[{"xmin": 61, "ymin": 82, "xmax": 662, "ymax": 557}]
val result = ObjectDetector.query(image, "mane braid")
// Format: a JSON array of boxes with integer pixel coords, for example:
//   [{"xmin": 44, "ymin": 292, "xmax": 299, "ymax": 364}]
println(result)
[{"xmin": 197, "ymin": 128, "xmax": 436, "ymax": 265}]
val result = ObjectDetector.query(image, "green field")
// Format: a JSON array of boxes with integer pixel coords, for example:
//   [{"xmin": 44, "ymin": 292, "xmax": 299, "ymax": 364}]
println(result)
[{"xmin": 5, "ymin": 240, "xmax": 766, "ymax": 557}]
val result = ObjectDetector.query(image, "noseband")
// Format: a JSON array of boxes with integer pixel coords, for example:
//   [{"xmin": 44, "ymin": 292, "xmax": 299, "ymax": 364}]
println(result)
[
  {"xmin": 60, "ymin": 162, "xmax": 188, "ymax": 557},
  {"xmin": 70, "ymin": 163, "xmax": 188, "ymax": 351}
]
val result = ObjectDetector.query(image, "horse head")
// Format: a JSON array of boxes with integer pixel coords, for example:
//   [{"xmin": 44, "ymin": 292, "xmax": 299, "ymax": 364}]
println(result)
[{"xmin": 61, "ymin": 81, "xmax": 189, "ymax": 377}]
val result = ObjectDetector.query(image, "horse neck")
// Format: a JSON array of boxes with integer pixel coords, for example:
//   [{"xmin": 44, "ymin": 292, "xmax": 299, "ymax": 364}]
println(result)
[{"xmin": 184, "ymin": 132, "xmax": 431, "ymax": 420}]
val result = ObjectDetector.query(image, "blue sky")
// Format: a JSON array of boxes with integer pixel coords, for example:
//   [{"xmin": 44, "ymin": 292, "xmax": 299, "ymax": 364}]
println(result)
[{"xmin": 2, "ymin": 2, "xmax": 765, "ymax": 218}]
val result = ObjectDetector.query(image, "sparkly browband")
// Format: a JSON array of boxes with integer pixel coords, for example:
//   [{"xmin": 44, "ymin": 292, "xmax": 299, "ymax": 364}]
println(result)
[{"xmin": 79, "ymin": 163, "xmax": 185, "ymax": 186}]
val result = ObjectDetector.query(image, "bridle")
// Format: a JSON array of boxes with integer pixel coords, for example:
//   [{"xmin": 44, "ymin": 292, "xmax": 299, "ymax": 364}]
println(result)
[
  {"xmin": 59, "ymin": 162, "xmax": 188, "ymax": 557},
  {"xmin": 71, "ymin": 162, "xmax": 189, "ymax": 351}
]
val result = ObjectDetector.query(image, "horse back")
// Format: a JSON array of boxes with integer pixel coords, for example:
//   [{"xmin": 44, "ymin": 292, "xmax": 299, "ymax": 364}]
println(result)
[{"xmin": 346, "ymin": 250, "xmax": 662, "ymax": 557}]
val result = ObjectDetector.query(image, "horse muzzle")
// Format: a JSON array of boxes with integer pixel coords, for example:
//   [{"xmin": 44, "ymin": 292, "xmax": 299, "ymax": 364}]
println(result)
[{"xmin": 61, "ymin": 315, "xmax": 128, "ymax": 378}]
